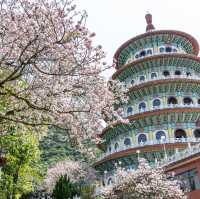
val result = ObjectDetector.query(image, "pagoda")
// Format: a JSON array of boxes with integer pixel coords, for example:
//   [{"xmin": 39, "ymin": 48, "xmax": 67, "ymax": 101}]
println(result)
[{"xmin": 95, "ymin": 13, "xmax": 200, "ymax": 190}]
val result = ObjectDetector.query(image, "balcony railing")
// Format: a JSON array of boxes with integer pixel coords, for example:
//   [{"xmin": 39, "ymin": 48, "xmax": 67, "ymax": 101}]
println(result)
[
  {"xmin": 157, "ymin": 143, "xmax": 200, "ymax": 167},
  {"xmin": 96, "ymin": 143, "xmax": 200, "ymax": 191},
  {"xmin": 96, "ymin": 137, "xmax": 200, "ymax": 162}
]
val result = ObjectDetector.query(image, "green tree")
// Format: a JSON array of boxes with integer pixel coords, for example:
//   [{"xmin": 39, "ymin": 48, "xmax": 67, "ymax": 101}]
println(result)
[
  {"xmin": 39, "ymin": 127, "xmax": 97, "ymax": 166},
  {"xmin": 0, "ymin": 128, "xmax": 44, "ymax": 199},
  {"xmin": 52, "ymin": 175, "xmax": 80, "ymax": 199}
]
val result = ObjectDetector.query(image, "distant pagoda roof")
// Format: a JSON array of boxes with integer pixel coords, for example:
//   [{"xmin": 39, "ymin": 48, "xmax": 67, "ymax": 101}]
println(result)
[{"xmin": 114, "ymin": 30, "xmax": 199, "ymax": 68}]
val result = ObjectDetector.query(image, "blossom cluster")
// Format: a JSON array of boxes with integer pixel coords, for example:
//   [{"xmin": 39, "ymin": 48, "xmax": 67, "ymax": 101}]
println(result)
[
  {"xmin": 99, "ymin": 159, "xmax": 186, "ymax": 199},
  {"xmin": 44, "ymin": 159, "xmax": 97, "ymax": 193},
  {"xmin": 0, "ymin": 0, "xmax": 128, "ymax": 152}
]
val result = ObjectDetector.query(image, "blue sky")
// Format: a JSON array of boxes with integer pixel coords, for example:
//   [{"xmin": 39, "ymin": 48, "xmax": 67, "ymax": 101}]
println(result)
[{"xmin": 78, "ymin": 0, "xmax": 200, "ymax": 78}]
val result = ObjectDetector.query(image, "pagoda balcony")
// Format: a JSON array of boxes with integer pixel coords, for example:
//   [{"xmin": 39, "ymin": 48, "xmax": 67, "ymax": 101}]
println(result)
[
  {"xmin": 157, "ymin": 143, "xmax": 200, "ymax": 168},
  {"xmin": 127, "ymin": 74, "xmax": 200, "ymax": 89},
  {"xmin": 97, "ymin": 137, "xmax": 200, "ymax": 162},
  {"xmin": 125, "ymin": 102, "xmax": 200, "ymax": 118}
]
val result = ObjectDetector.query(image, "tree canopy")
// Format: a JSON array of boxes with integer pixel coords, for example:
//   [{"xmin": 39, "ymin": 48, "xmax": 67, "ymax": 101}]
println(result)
[
  {"xmin": 99, "ymin": 159, "xmax": 186, "ymax": 199},
  {"xmin": 0, "ymin": 0, "xmax": 127, "ymax": 149}
]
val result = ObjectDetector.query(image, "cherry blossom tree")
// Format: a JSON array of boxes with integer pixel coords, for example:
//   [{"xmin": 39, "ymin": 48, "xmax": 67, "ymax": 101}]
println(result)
[
  {"xmin": 44, "ymin": 160, "xmax": 96, "ymax": 193},
  {"xmin": 99, "ymin": 159, "xmax": 186, "ymax": 199},
  {"xmin": 0, "ymin": 0, "xmax": 127, "ymax": 148}
]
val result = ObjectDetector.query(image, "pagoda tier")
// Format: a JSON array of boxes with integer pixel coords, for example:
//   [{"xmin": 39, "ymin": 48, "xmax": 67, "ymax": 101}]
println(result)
[
  {"xmin": 95, "ymin": 14, "xmax": 200, "ymax": 188},
  {"xmin": 114, "ymin": 30, "xmax": 199, "ymax": 69}
]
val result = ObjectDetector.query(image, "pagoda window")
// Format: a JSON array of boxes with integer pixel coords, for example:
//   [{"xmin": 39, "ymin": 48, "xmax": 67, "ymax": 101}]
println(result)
[
  {"xmin": 183, "ymin": 97, "xmax": 193, "ymax": 105},
  {"xmin": 194, "ymin": 129, "xmax": 200, "ymax": 138},
  {"xmin": 156, "ymin": 131, "xmax": 166, "ymax": 141},
  {"xmin": 151, "ymin": 72, "xmax": 157, "ymax": 79},
  {"xmin": 186, "ymin": 72, "xmax": 192, "ymax": 77},
  {"xmin": 147, "ymin": 49, "xmax": 153, "ymax": 55},
  {"xmin": 107, "ymin": 178, "xmax": 113, "ymax": 185},
  {"xmin": 135, "ymin": 54, "xmax": 139, "ymax": 59},
  {"xmin": 139, "ymin": 50, "xmax": 146, "ymax": 57},
  {"xmin": 166, "ymin": 46, "xmax": 172, "ymax": 53},
  {"xmin": 139, "ymin": 75, "xmax": 145, "ymax": 82},
  {"xmin": 168, "ymin": 97, "xmax": 178, "ymax": 105},
  {"xmin": 127, "ymin": 107, "xmax": 133, "ymax": 116},
  {"xmin": 124, "ymin": 138, "xmax": 131, "ymax": 146},
  {"xmin": 138, "ymin": 134, "xmax": 147, "ymax": 143},
  {"xmin": 159, "ymin": 47, "xmax": 165, "ymax": 53},
  {"xmin": 114, "ymin": 142, "xmax": 119, "ymax": 151},
  {"xmin": 175, "ymin": 70, "xmax": 181, "ymax": 75},
  {"xmin": 139, "ymin": 102, "xmax": 146, "ymax": 112},
  {"xmin": 173, "ymin": 48, "xmax": 178, "ymax": 52},
  {"xmin": 153, "ymin": 99, "xmax": 161, "ymax": 108},
  {"xmin": 174, "ymin": 129, "xmax": 187, "ymax": 139},
  {"xmin": 131, "ymin": 79, "xmax": 135, "ymax": 85},
  {"xmin": 198, "ymin": 99, "xmax": 200, "ymax": 105},
  {"xmin": 163, "ymin": 70, "xmax": 170, "ymax": 77}
]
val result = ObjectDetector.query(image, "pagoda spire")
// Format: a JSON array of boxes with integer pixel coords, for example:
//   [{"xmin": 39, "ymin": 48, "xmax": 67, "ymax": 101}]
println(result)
[{"xmin": 145, "ymin": 12, "xmax": 155, "ymax": 32}]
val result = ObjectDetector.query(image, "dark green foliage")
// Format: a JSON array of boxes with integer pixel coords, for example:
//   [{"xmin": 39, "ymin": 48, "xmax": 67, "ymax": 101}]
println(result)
[
  {"xmin": 39, "ymin": 127, "xmax": 96, "ymax": 166},
  {"xmin": 52, "ymin": 175, "xmax": 80, "ymax": 199},
  {"xmin": 39, "ymin": 127, "xmax": 80, "ymax": 165}
]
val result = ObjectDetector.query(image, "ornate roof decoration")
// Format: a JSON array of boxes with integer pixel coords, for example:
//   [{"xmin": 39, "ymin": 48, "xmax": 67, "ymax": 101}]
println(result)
[{"xmin": 145, "ymin": 13, "xmax": 155, "ymax": 32}]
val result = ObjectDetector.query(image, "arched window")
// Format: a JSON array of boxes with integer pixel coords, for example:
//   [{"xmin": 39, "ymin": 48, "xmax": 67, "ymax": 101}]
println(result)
[
  {"xmin": 175, "ymin": 70, "xmax": 181, "ymax": 75},
  {"xmin": 151, "ymin": 72, "xmax": 157, "ymax": 79},
  {"xmin": 163, "ymin": 70, "xmax": 170, "ymax": 77},
  {"xmin": 114, "ymin": 142, "xmax": 119, "ymax": 151},
  {"xmin": 166, "ymin": 46, "xmax": 172, "ymax": 52},
  {"xmin": 153, "ymin": 99, "xmax": 161, "ymax": 108},
  {"xmin": 102, "ymin": 180, "xmax": 105, "ymax": 187},
  {"xmin": 139, "ymin": 102, "xmax": 146, "ymax": 112},
  {"xmin": 140, "ymin": 50, "xmax": 146, "ymax": 57},
  {"xmin": 107, "ymin": 178, "xmax": 112, "ymax": 185},
  {"xmin": 135, "ymin": 54, "xmax": 139, "ymax": 59},
  {"xmin": 138, "ymin": 134, "xmax": 147, "ymax": 143},
  {"xmin": 139, "ymin": 75, "xmax": 145, "ymax": 82},
  {"xmin": 194, "ymin": 129, "xmax": 200, "ymax": 138},
  {"xmin": 174, "ymin": 129, "xmax": 187, "ymax": 139},
  {"xmin": 198, "ymin": 99, "xmax": 200, "ymax": 105},
  {"xmin": 168, "ymin": 97, "xmax": 178, "ymax": 105},
  {"xmin": 159, "ymin": 47, "xmax": 165, "ymax": 53},
  {"xmin": 124, "ymin": 138, "xmax": 131, "ymax": 146},
  {"xmin": 173, "ymin": 48, "xmax": 177, "ymax": 52},
  {"xmin": 131, "ymin": 79, "xmax": 135, "ymax": 85},
  {"xmin": 127, "ymin": 107, "xmax": 133, "ymax": 115},
  {"xmin": 147, "ymin": 49, "xmax": 152, "ymax": 55},
  {"xmin": 108, "ymin": 146, "xmax": 112, "ymax": 152},
  {"xmin": 183, "ymin": 97, "xmax": 193, "ymax": 105},
  {"xmin": 186, "ymin": 72, "xmax": 191, "ymax": 77},
  {"xmin": 156, "ymin": 131, "xmax": 166, "ymax": 141}
]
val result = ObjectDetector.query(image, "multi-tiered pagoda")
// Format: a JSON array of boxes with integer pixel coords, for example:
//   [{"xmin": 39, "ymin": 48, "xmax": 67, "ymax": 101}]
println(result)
[{"xmin": 95, "ymin": 14, "xmax": 200, "ymax": 198}]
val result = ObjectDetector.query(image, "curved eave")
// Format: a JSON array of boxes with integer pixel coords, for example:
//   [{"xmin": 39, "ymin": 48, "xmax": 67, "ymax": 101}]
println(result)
[
  {"xmin": 99, "ymin": 107, "xmax": 200, "ymax": 138},
  {"xmin": 94, "ymin": 142, "xmax": 190, "ymax": 167},
  {"xmin": 114, "ymin": 30, "xmax": 199, "ymax": 68},
  {"xmin": 112, "ymin": 53, "xmax": 200, "ymax": 80},
  {"xmin": 165, "ymin": 152, "xmax": 200, "ymax": 172}
]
